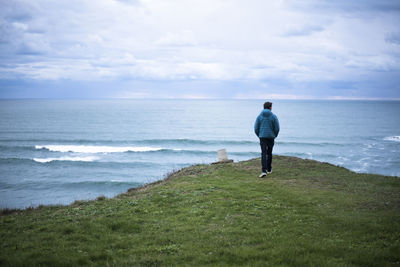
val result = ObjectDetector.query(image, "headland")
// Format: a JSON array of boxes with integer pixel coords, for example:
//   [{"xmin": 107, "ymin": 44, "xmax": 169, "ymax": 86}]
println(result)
[{"xmin": 1, "ymin": 156, "xmax": 399, "ymax": 265}]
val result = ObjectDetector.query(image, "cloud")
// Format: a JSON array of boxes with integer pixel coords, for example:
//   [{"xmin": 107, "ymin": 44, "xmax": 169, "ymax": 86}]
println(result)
[
  {"xmin": 283, "ymin": 25, "xmax": 325, "ymax": 37},
  {"xmin": 385, "ymin": 32, "xmax": 400, "ymax": 45},
  {"xmin": 286, "ymin": 0, "xmax": 400, "ymax": 15},
  {"xmin": 0, "ymin": 0, "xmax": 399, "ymax": 99},
  {"xmin": 155, "ymin": 31, "xmax": 197, "ymax": 47},
  {"xmin": 113, "ymin": 0, "xmax": 140, "ymax": 6}
]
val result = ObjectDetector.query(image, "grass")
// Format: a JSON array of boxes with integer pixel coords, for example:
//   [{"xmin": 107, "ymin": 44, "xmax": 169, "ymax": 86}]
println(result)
[{"xmin": 1, "ymin": 156, "xmax": 399, "ymax": 266}]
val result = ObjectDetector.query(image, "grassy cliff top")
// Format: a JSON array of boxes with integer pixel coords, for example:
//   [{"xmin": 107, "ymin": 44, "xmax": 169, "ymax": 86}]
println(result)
[{"xmin": 1, "ymin": 156, "xmax": 400, "ymax": 266}]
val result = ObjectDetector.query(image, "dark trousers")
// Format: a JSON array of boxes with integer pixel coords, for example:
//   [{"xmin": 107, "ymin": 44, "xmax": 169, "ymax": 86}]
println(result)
[{"xmin": 260, "ymin": 138, "xmax": 274, "ymax": 172}]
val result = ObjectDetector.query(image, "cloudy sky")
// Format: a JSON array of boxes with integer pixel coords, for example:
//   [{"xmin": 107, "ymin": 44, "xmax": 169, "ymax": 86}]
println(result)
[{"xmin": 1, "ymin": 0, "xmax": 400, "ymax": 99}]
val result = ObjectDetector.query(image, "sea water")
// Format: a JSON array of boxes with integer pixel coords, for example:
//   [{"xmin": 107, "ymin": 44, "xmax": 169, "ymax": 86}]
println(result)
[{"xmin": 0, "ymin": 99, "xmax": 399, "ymax": 208}]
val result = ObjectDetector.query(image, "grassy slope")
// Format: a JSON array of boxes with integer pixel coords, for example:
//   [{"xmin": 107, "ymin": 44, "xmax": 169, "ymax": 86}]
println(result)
[{"xmin": 1, "ymin": 156, "xmax": 400, "ymax": 266}]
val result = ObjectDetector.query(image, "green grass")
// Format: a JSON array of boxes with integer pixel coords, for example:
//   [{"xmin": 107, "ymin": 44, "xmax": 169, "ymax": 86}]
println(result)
[{"xmin": 1, "ymin": 156, "xmax": 400, "ymax": 266}]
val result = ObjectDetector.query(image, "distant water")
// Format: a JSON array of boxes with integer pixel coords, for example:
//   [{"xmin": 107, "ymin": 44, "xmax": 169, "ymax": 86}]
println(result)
[{"xmin": 1, "ymin": 99, "xmax": 399, "ymax": 209}]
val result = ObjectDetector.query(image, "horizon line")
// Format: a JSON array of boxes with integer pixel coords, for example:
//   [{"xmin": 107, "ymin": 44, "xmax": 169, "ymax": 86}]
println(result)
[{"xmin": 0, "ymin": 97, "xmax": 400, "ymax": 101}]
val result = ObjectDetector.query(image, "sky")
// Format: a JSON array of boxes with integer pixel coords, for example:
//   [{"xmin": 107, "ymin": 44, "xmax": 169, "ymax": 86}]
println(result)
[{"xmin": 0, "ymin": 0, "xmax": 400, "ymax": 99}]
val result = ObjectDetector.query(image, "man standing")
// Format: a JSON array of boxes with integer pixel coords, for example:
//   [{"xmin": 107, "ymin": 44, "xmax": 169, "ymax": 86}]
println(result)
[{"xmin": 254, "ymin": 102, "xmax": 280, "ymax": 178}]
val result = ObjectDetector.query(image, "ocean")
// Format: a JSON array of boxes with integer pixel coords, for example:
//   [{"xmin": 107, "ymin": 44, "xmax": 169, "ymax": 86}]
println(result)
[{"xmin": 1, "ymin": 99, "xmax": 399, "ymax": 209}]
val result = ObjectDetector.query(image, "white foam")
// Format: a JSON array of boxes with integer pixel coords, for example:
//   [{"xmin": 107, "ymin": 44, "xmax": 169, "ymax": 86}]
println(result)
[
  {"xmin": 33, "ymin": 156, "xmax": 99, "ymax": 163},
  {"xmin": 35, "ymin": 145, "xmax": 163, "ymax": 153},
  {"xmin": 384, "ymin": 136, "xmax": 400, "ymax": 142}
]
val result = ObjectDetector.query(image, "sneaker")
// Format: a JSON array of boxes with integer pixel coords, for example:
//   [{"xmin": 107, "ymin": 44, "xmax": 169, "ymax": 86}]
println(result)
[
  {"xmin": 267, "ymin": 170, "xmax": 272, "ymax": 174},
  {"xmin": 259, "ymin": 172, "xmax": 267, "ymax": 178}
]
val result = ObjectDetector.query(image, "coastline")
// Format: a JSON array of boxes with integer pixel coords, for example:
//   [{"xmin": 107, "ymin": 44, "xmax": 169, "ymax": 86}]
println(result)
[
  {"xmin": 1, "ymin": 155, "xmax": 399, "ymax": 214},
  {"xmin": 1, "ymin": 155, "xmax": 400, "ymax": 265}
]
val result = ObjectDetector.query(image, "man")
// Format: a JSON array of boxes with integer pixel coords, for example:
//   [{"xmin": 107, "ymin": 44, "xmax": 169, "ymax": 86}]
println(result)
[{"xmin": 254, "ymin": 101, "xmax": 280, "ymax": 178}]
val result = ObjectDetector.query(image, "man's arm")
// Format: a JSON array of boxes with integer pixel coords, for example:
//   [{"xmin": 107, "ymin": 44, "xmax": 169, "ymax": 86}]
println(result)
[
  {"xmin": 274, "ymin": 115, "xmax": 280, "ymax": 137},
  {"xmin": 254, "ymin": 116, "xmax": 260, "ymax": 137}
]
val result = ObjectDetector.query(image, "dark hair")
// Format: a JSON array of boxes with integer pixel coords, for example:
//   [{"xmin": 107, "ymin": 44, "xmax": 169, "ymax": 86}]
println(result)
[{"xmin": 263, "ymin": 102, "xmax": 272, "ymax": 109}]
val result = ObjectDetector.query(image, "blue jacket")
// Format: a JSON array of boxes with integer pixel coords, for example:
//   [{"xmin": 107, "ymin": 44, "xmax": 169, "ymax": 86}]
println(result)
[{"xmin": 254, "ymin": 109, "xmax": 280, "ymax": 139}]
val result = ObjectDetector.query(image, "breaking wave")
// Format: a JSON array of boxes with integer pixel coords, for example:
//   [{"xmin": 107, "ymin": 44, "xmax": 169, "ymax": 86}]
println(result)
[
  {"xmin": 33, "ymin": 156, "xmax": 99, "ymax": 163},
  {"xmin": 384, "ymin": 136, "xmax": 400, "ymax": 143},
  {"xmin": 35, "ymin": 145, "xmax": 164, "ymax": 153}
]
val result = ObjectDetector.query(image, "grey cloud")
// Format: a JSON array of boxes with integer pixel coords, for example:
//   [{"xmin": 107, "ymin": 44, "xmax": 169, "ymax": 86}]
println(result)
[
  {"xmin": 0, "ymin": 0, "xmax": 35, "ymax": 22},
  {"xmin": 385, "ymin": 32, "xmax": 400, "ymax": 45},
  {"xmin": 327, "ymin": 0, "xmax": 400, "ymax": 13},
  {"xmin": 284, "ymin": 25, "xmax": 325, "ymax": 37},
  {"xmin": 0, "ymin": 20, "xmax": 13, "ymax": 43},
  {"xmin": 327, "ymin": 80, "xmax": 356, "ymax": 90},
  {"xmin": 0, "ymin": 1, "xmax": 36, "ymax": 54},
  {"xmin": 0, "ymin": 0, "xmax": 92, "ymax": 62},
  {"xmin": 16, "ymin": 43, "xmax": 45, "ymax": 55},
  {"xmin": 114, "ymin": 0, "xmax": 141, "ymax": 6},
  {"xmin": 286, "ymin": 0, "xmax": 400, "ymax": 15},
  {"xmin": 4, "ymin": 12, "xmax": 32, "ymax": 22}
]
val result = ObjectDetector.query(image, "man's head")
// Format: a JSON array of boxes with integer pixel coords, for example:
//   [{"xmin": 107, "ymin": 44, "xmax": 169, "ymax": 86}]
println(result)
[{"xmin": 263, "ymin": 102, "xmax": 272, "ymax": 110}]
